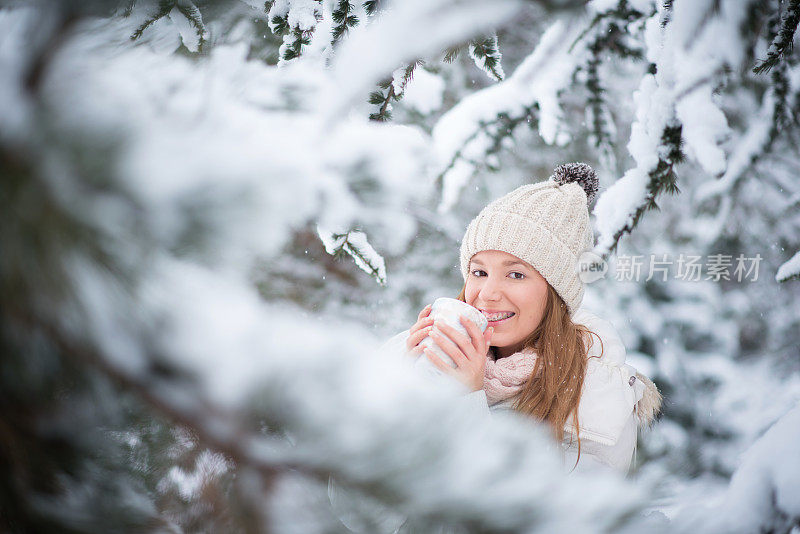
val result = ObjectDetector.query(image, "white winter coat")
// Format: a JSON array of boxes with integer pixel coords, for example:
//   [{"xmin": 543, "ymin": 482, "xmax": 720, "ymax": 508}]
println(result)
[{"xmin": 380, "ymin": 307, "xmax": 661, "ymax": 475}]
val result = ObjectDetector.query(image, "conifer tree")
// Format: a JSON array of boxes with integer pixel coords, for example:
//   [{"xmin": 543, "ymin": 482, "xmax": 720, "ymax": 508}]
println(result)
[{"xmin": 2, "ymin": 0, "xmax": 800, "ymax": 532}]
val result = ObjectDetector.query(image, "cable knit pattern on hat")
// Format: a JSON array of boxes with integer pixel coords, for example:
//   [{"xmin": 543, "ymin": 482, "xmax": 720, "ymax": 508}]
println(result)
[
  {"xmin": 483, "ymin": 349, "xmax": 538, "ymax": 405},
  {"xmin": 459, "ymin": 164, "xmax": 596, "ymax": 316}
]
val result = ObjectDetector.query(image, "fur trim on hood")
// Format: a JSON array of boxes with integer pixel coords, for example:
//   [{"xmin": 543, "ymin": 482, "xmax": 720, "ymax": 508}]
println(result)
[{"xmin": 634, "ymin": 371, "xmax": 662, "ymax": 427}]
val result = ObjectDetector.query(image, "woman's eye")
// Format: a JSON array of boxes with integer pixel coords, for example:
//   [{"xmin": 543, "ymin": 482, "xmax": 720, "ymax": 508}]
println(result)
[{"xmin": 470, "ymin": 270, "xmax": 524, "ymax": 279}]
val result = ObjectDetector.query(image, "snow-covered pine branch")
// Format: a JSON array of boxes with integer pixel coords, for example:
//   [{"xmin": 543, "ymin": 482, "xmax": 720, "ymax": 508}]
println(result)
[
  {"xmin": 693, "ymin": 63, "xmax": 800, "ymax": 217},
  {"xmin": 443, "ymin": 44, "xmax": 461, "ymax": 63},
  {"xmin": 331, "ymin": 0, "xmax": 361, "ymax": 43},
  {"xmin": 776, "ymin": 250, "xmax": 800, "ymax": 283},
  {"xmin": 129, "ymin": 0, "xmax": 207, "ymax": 52},
  {"xmin": 325, "ymin": 0, "xmax": 523, "ymax": 126},
  {"xmin": 576, "ymin": 0, "xmax": 647, "ymax": 169},
  {"xmin": 753, "ymin": 0, "xmax": 800, "ymax": 74},
  {"xmin": 363, "ymin": 0, "xmax": 381, "ymax": 16},
  {"xmin": 317, "ymin": 226, "xmax": 387, "ymax": 285},
  {"xmin": 266, "ymin": 0, "xmax": 323, "ymax": 64},
  {"xmin": 432, "ymin": 19, "xmax": 585, "ymax": 213},
  {"xmin": 368, "ymin": 60, "xmax": 421, "ymax": 122},
  {"xmin": 130, "ymin": 0, "xmax": 173, "ymax": 41},
  {"xmin": 468, "ymin": 34, "xmax": 504, "ymax": 81},
  {"xmin": 173, "ymin": 0, "xmax": 207, "ymax": 52},
  {"xmin": 673, "ymin": 403, "xmax": 800, "ymax": 533},
  {"xmin": 373, "ymin": 32, "xmax": 504, "ymax": 124},
  {"xmin": 74, "ymin": 257, "xmax": 644, "ymax": 533},
  {"xmin": 593, "ymin": 0, "xmax": 757, "ymax": 258}
]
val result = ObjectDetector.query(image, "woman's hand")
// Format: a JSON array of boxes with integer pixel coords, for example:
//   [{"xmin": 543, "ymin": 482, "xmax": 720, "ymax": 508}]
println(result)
[
  {"xmin": 404, "ymin": 304, "xmax": 434, "ymax": 359},
  {"xmin": 424, "ymin": 316, "xmax": 493, "ymax": 392}
]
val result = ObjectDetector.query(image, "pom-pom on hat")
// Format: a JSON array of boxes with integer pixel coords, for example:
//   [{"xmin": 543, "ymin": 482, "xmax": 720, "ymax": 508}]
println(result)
[{"xmin": 459, "ymin": 163, "xmax": 598, "ymax": 316}]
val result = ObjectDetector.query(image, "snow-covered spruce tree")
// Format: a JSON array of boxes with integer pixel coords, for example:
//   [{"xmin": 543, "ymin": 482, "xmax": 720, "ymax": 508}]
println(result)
[
  {"xmin": 406, "ymin": 0, "xmax": 800, "ymax": 526},
  {"xmin": 2, "ymin": 0, "xmax": 800, "ymax": 531},
  {"xmin": 0, "ymin": 1, "xmax": 659, "ymax": 533},
  {"xmin": 129, "ymin": 0, "xmax": 208, "ymax": 52}
]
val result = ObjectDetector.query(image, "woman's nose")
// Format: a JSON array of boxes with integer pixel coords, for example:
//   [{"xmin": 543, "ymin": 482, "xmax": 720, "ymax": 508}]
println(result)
[{"xmin": 478, "ymin": 276, "xmax": 503, "ymax": 301}]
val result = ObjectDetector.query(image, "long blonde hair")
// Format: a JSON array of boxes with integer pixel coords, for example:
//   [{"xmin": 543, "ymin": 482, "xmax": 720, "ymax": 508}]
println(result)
[{"xmin": 457, "ymin": 282, "xmax": 601, "ymax": 466}]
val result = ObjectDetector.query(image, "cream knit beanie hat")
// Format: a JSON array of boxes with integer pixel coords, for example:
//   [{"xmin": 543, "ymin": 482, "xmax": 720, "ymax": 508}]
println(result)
[{"xmin": 459, "ymin": 163, "xmax": 598, "ymax": 317}]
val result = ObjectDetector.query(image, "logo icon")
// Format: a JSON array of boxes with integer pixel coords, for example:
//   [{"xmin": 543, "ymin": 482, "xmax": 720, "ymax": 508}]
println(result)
[{"xmin": 577, "ymin": 251, "xmax": 608, "ymax": 283}]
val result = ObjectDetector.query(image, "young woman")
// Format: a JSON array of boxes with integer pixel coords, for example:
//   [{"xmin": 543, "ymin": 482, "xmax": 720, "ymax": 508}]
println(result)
[
  {"xmin": 398, "ymin": 163, "xmax": 661, "ymax": 474},
  {"xmin": 328, "ymin": 164, "xmax": 663, "ymax": 534}
]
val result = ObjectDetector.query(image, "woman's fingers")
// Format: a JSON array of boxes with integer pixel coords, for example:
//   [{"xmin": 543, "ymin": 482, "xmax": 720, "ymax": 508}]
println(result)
[
  {"xmin": 410, "ymin": 325, "xmax": 433, "ymax": 347},
  {"xmin": 434, "ymin": 320, "xmax": 473, "ymax": 359},
  {"xmin": 455, "ymin": 316, "xmax": 493, "ymax": 355},
  {"xmin": 458, "ymin": 316, "xmax": 486, "ymax": 353},
  {"xmin": 417, "ymin": 304, "xmax": 432, "ymax": 321},
  {"xmin": 409, "ymin": 313, "xmax": 434, "ymax": 338},
  {"xmin": 429, "ymin": 326, "xmax": 468, "ymax": 366},
  {"xmin": 405, "ymin": 304, "xmax": 433, "ymax": 353},
  {"xmin": 423, "ymin": 348, "xmax": 453, "ymax": 374}
]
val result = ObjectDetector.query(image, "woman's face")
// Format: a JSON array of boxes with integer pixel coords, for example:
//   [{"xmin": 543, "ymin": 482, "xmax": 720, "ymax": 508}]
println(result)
[{"xmin": 465, "ymin": 250, "xmax": 549, "ymax": 358}]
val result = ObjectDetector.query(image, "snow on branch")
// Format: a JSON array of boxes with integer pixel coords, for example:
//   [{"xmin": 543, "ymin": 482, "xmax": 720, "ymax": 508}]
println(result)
[
  {"xmin": 753, "ymin": 0, "xmax": 800, "ymax": 74},
  {"xmin": 368, "ymin": 60, "xmax": 422, "ymax": 122},
  {"xmin": 577, "ymin": 1, "xmax": 646, "ymax": 167},
  {"xmin": 593, "ymin": 117, "xmax": 684, "ymax": 256},
  {"xmin": 130, "ymin": 1, "xmax": 174, "ymax": 41},
  {"xmin": 129, "ymin": 0, "xmax": 207, "ymax": 52},
  {"xmin": 468, "ymin": 34, "xmax": 504, "ymax": 82},
  {"xmin": 52, "ymin": 253, "xmax": 646, "ymax": 533},
  {"xmin": 173, "ymin": 0, "xmax": 207, "ymax": 52},
  {"xmin": 593, "ymin": 0, "xmax": 755, "ymax": 257},
  {"xmin": 331, "ymin": 0, "xmax": 361, "ymax": 43},
  {"xmin": 266, "ymin": 0, "xmax": 324, "ymax": 64},
  {"xmin": 693, "ymin": 63, "xmax": 800, "ymax": 209},
  {"xmin": 776, "ymin": 250, "xmax": 800, "ymax": 283},
  {"xmin": 326, "ymin": 0, "xmax": 523, "ymax": 125},
  {"xmin": 430, "ymin": 2, "xmax": 663, "ymax": 214},
  {"xmin": 317, "ymin": 225, "xmax": 387, "ymax": 285},
  {"xmin": 432, "ymin": 19, "xmax": 583, "ymax": 213},
  {"xmin": 674, "ymin": 403, "xmax": 800, "ymax": 533}
]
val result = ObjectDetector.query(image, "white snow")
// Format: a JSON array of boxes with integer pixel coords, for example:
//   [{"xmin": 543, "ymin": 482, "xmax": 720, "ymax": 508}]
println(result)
[
  {"xmin": 267, "ymin": 0, "xmax": 291, "ymax": 33},
  {"xmin": 286, "ymin": 0, "xmax": 321, "ymax": 32},
  {"xmin": 168, "ymin": 7, "xmax": 201, "ymax": 52},
  {"xmin": 675, "ymin": 86, "xmax": 728, "ymax": 176},
  {"xmin": 776, "ymin": 250, "xmax": 800, "ymax": 282},
  {"xmin": 593, "ymin": 0, "xmax": 759, "ymax": 255},
  {"xmin": 3, "ymin": 3, "xmax": 800, "ymax": 532},
  {"xmin": 433, "ymin": 19, "xmax": 585, "ymax": 212},
  {"xmin": 468, "ymin": 34, "xmax": 504, "ymax": 81},
  {"xmin": 593, "ymin": 73, "xmax": 661, "ymax": 254},
  {"xmin": 324, "ymin": 0, "xmax": 523, "ymax": 125},
  {"xmin": 317, "ymin": 225, "xmax": 388, "ymax": 285},
  {"xmin": 159, "ymin": 449, "xmax": 231, "ymax": 500},
  {"xmin": 401, "ymin": 67, "xmax": 445, "ymax": 114},
  {"xmin": 673, "ymin": 403, "xmax": 800, "ymax": 533}
]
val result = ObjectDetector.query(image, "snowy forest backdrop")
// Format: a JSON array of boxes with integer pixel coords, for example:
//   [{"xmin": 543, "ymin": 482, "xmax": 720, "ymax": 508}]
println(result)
[{"xmin": 1, "ymin": 0, "xmax": 800, "ymax": 532}]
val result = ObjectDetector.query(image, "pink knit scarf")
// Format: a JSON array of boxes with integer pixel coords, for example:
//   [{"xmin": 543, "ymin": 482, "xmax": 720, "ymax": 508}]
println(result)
[{"xmin": 483, "ymin": 348, "xmax": 538, "ymax": 406}]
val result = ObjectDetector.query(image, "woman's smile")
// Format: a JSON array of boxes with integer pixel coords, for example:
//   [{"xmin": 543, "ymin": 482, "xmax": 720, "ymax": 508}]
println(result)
[{"xmin": 480, "ymin": 309, "xmax": 516, "ymax": 325}]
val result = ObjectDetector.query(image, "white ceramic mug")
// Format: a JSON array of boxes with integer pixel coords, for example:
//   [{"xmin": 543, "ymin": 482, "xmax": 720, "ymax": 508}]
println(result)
[{"xmin": 415, "ymin": 297, "xmax": 488, "ymax": 373}]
